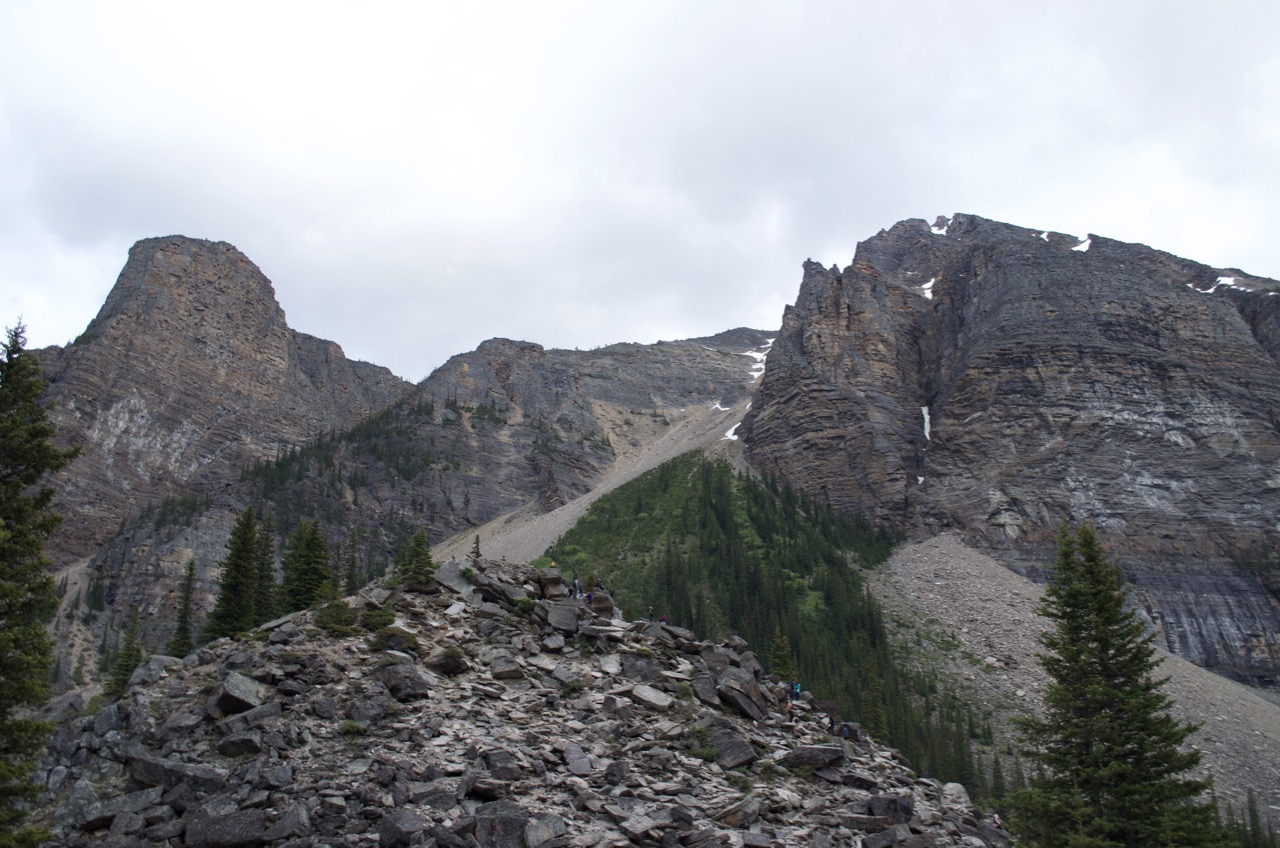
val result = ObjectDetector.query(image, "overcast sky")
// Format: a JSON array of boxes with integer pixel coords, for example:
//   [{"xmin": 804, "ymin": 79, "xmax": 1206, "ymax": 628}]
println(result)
[{"xmin": 3, "ymin": 2, "xmax": 1278, "ymax": 381}]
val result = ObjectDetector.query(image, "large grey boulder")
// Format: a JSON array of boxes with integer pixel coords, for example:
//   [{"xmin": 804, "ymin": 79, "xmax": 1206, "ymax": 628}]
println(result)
[
  {"xmin": 716, "ymin": 666, "xmax": 771, "ymax": 721},
  {"xmin": 473, "ymin": 799, "xmax": 530, "ymax": 848},
  {"xmin": 183, "ymin": 807, "xmax": 266, "ymax": 847},
  {"xmin": 381, "ymin": 662, "xmax": 433, "ymax": 701},
  {"xmin": 380, "ymin": 808, "xmax": 430, "ymax": 848}
]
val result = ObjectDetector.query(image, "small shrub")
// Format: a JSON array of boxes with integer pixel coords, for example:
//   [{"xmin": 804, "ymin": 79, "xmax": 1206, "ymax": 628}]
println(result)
[
  {"xmin": 360, "ymin": 608, "xmax": 395, "ymax": 631},
  {"xmin": 562, "ymin": 678, "xmax": 586, "ymax": 695},
  {"xmin": 315, "ymin": 600, "xmax": 359, "ymax": 637},
  {"xmin": 691, "ymin": 745, "xmax": 718, "ymax": 763},
  {"xmin": 460, "ymin": 567, "xmax": 475, "ymax": 583},
  {"xmin": 726, "ymin": 771, "xmax": 753, "ymax": 792},
  {"xmin": 370, "ymin": 626, "xmax": 421, "ymax": 655},
  {"xmin": 514, "ymin": 597, "xmax": 535, "ymax": 615},
  {"xmin": 338, "ymin": 720, "xmax": 365, "ymax": 736},
  {"xmin": 675, "ymin": 681, "xmax": 692, "ymax": 700}
]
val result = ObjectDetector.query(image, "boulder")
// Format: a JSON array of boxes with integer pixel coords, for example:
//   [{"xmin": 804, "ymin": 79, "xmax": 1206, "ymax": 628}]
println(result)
[
  {"xmin": 716, "ymin": 666, "xmax": 770, "ymax": 721},
  {"xmin": 380, "ymin": 808, "xmax": 430, "ymax": 848},
  {"xmin": 381, "ymin": 663, "xmax": 433, "ymax": 701},
  {"xmin": 214, "ymin": 672, "xmax": 266, "ymax": 715},
  {"xmin": 183, "ymin": 807, "xmax": 266, "ymax": 848},
  {"xmin": 781, "ymin": 745, "xmax": 844, "ymax": 769},
  {"xmin": 474, "ymin": 799, "xmax": 530, "ymax": 848},
  {"xmin": 709, "ymin": 726, "xmax": 756, "ymax": 769}
]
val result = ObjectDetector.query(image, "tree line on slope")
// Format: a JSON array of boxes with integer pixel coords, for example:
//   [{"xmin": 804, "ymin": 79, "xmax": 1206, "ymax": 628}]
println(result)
[{"xmin": 542, "ymin": 452, "xmax": 982, "ymax": 788}]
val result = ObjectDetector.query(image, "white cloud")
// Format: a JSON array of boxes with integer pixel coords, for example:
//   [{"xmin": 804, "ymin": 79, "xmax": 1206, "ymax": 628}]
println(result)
[{"xmin": 3, "ymin": 1, "xmax": 1278, "ymax": 380}]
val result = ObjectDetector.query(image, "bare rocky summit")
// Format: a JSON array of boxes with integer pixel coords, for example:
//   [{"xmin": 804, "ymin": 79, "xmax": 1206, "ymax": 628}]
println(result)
[
  {"xmin": 35, "ymin": 559, "xmax": 1009, "ymax": 848},
  {"xmin": 743, "ymin": 213, "xmax": 1280, "ymax": 684},
  {"xmin": 37, "ymin": 235, "xmax": 413, "ymax": 564}
]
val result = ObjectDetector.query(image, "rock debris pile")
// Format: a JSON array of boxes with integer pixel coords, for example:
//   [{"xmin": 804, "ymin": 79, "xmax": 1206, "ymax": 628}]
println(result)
[{"xmin": 36, "ymin": 560, "xmax": 1009, "ymax": 847}]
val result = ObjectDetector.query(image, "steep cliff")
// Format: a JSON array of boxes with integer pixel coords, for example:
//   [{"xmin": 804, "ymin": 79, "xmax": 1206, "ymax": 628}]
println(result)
[
  {"xmin": 38, "ymin": 236, "xmax": 413, "ymax": 565},
  {"xmin": 742, "ymin": 213, "xmax": 1280, "ymax": 684}
]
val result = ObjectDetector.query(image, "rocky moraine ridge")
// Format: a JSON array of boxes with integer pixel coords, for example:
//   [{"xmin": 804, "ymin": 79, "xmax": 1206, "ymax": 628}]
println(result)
[
  {"xmin": 35, "ymin": 559, "xmax": 1007, "ymax": 848},
  {"xmin": 742, "ymin": 213, "xmax": 1280, "ymax": 685}
]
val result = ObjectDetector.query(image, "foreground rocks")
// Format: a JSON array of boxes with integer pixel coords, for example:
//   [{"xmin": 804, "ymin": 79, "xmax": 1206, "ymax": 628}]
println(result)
[{"xmin": 35, "ymin": 560, "xmax": 1007, "ymax": 847}]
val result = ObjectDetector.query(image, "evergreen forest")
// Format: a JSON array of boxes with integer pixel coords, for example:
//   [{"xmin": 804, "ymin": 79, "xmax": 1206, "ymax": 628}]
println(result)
[{"xmin": 544, "ymin": 452, "xmax": 983, "ymax": 788}]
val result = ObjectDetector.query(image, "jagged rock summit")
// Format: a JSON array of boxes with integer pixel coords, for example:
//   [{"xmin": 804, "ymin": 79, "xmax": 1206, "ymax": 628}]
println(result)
[
  {"xmin": 36, "ymin": 559, "xmax": 1008, "ymax": 848},
  {"xmin": 37, "ymin": 235, "xmax": 413, "ymax": 562},
  {"xmin": 742, "ymin": 213, "xmax": 1280, "ymax": 683}
]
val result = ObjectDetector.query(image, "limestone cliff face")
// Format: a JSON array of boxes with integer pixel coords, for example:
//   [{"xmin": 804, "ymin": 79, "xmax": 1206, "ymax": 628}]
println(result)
[
  {"xmin": 743, "ymin": 213, "xmax": 1280, "ymax": 683},
  {"xmin": 38, "ymin": 236, "xmax": 412, "ymax": 563}
]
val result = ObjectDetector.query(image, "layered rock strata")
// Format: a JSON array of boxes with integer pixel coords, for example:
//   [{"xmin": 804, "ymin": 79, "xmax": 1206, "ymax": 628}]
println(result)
[
  {"xmin": 36, "ymin": 559, "xmax": 1007, "ymax": 848},
  {"xmin": 743, "ymin": 213, "xmax": 1280, "ymax": 682},
  {"xmin": 37, "ymin": 236, "xmax": 412, "ymax": 563}
]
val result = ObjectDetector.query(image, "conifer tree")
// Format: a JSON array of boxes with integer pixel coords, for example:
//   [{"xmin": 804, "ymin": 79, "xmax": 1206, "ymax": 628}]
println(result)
[
  {"xmin": 767, "ymin": 625, "xmax": 798, "ymax": 681},
  {"xmin": 397, "ymin": 529, "xmax": 435, "ymax": 591},
  {"xmin": 105, "ymin": 615, "xmax": 142, "ymax": 700},
  {"xmin": 165, "ymin": 560, "xmax": 196, "ymax": 658},
  {"xmin": 469, "ymin": 534, "xmax": 482, "ymax": 565},
  {"xmin": 282, "ymin": 519, "xmax": 329, "ymax": 610},
  {"xmin": 1008, "ymin": 523, "xmax": 1220, "ymax": 847},
  {"xmin": 252, "ymin": 513, "xmax": 279, "ymax": 625},
  {"xmin": 203, "ymin": 508, "xmax": 260, "ymax": 640},
  {"xmin": 0, "ymin": 323, "xmax": 78, "ymax": 847}
]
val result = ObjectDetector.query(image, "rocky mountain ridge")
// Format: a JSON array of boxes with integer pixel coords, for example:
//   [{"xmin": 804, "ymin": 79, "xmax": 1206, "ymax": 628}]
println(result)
[
  {"xmin": 35, "ymin": 558, "xmax": 1008, "ymax": 848},
  {"xmin": 742, "ymin": 213, "xmax": 1280, "ymax": 685},
  {"xmin": 36, "ymin": 236, "xmax": 413, "ymax": 563},
  {"xmin": 33, "ymin": 235, "xmax": 771, "ymax": 662}
]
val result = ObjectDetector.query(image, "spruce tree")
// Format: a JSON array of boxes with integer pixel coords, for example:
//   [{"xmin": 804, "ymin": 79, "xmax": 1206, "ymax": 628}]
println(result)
[
  {"xmin": 1008, "ymin": 523, "xmax": 1220, "ymax": 848},
  {"xmin": 252, "ymin": 513, "xmax": 279, "ymax": 625},
  {"xmin": 203, "ymin": 508, "xmax": 260, "ymax": 640},
  {"xmin": 469, "ymin": 534, "xmax": 482, "ymax": 565},
  {"xmin": 767, "ymin": 625, "xmax": 798, "ymax": 681},
  {"xmin": 105, "ymin": 615, "xmax": 142, "ymax": 700},
  {"xmin": 397, "ymin": 529, "xmax": 435, "ymax": 592},
  {"xmin": 166, "ymin": 560, "xmax": 196, "ymax": 658},
  {"xmin": 0, "ymin": 323, "xmax": 78, "ymax": 846},
  {"xmin": 282, "ymin": 519, "xmax": 329, "ymax": 610}
]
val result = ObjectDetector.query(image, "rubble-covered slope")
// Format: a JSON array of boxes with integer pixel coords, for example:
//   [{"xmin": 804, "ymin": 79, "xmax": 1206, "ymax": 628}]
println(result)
[{"xmin": 36, "ymin": 559, "xmax": 1008, "ymax": 848}]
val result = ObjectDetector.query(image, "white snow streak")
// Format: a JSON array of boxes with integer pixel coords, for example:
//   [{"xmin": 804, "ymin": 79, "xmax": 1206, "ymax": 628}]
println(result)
[
  {"xmin": 921, "ymin": 406, "xmax": 932, "ymax": 440},
  {"xmin": 712, "ymin": 402, "xmax": 730, "ymax": 412},
  {"xmin": 917, "ymin": 476, "xmax": 925, "ymax": 484},
  {"xmin": 1040, "ymin": 231, "xmax": 1050, "ymax": 241},
  {"xmin": 739, "ymin": 338, "xmax": 774, "ymax": 381},
  {"xmin": 1072, "ymin": 238, "xmax": 1091, "ymax": 252},
  {"xmin": 722, "ymin": 423, "xmax": 741, "ymax": 441},
  {"xmin": 920, "ymin": 277, "xmax": 936, "ymax": 300}
]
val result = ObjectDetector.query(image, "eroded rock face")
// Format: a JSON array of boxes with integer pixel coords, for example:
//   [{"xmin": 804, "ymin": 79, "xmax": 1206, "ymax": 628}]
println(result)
[
  {"xmin": 743, "ymin": 213, "xmax": 1280, "ymax": 682},
  {"xmin": 39, "ymin": 235, "xmax": 412, "ymax": 563}
]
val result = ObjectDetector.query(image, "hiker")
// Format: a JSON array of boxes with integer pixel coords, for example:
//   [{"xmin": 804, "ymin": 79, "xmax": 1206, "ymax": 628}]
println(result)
[
  {"xmin": 647, "ymin": 606, "xmax": 654, "ymax": 623},
  {"xmin": 659, "ymin": 614, "xmax": 667, "ymax": 625},
  {"xmin": 792, "ymin": 681, "xmax": 802, "ymax": 701},
  {"xmin": 586, "ymin": 591, "xmax": 593, "ymax": 606},
  {"xmin": 571, "ymin": 577, "xmax": 582, "ymax": 598}
]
